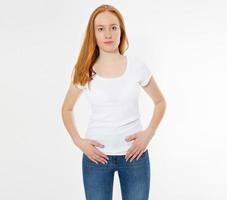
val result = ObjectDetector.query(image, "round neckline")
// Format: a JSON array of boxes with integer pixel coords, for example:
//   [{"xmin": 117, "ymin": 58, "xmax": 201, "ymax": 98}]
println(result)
[{"xmin": 92, "ymin": 55, "xmax": 129, "ymax": 80}]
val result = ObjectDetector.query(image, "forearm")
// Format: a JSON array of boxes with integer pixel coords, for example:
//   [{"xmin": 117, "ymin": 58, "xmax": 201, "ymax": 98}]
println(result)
[
  {"xmin": 61, "ymin": 109, "xmax": 82, "ymax": 146},
  {"xmin": 145, "ymin": 100, "xmax": 166, "ymax": 139}
]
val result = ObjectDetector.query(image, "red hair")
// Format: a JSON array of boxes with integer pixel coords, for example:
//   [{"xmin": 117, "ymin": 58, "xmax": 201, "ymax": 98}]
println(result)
[{"xmin": 71, "ymin": 4, "xmax": 129, "ymax": 88}]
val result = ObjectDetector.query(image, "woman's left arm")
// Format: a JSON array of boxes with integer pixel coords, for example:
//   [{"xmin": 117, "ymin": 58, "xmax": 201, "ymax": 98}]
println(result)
[
  {"xmin": 125, "ymin": 76, "xmax": 167, "ymax": 161},
  {"xmin": 142, "ymin": 76, "xmax": 167, "ymax": 139}
]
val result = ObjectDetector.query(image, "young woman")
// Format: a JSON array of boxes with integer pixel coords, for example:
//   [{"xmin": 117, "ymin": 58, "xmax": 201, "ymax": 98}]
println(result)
[{"xmin": 61, "ymin": 4, "xmax": 166, "ymax": 200}]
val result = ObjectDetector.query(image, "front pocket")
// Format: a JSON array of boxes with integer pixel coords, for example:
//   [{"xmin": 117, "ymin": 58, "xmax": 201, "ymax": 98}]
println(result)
[{"xmin": 126, "ymin": 149, "xmax": 149, "ymax": 166}]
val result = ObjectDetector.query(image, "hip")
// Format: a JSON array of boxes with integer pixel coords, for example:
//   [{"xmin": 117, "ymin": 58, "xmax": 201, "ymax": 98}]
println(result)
[{"xmin": 82, "ymin": 149, "xmax": 150, "ymax": 169}]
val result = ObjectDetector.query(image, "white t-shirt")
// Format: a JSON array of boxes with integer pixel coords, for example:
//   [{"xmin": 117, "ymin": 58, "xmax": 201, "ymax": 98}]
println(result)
[{"xmin": 76, "ymin": 54, "xmax": 153, "ymax": 155}]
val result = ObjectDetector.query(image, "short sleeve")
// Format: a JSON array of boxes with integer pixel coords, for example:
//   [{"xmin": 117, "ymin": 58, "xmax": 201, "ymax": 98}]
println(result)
[
  {"xmin": 75, "ymin": 82, "xmax": 88, "ymax": 91},
  {"xmin": 137, "ymin": 61, "xmax": 153, "ymax": 87}
]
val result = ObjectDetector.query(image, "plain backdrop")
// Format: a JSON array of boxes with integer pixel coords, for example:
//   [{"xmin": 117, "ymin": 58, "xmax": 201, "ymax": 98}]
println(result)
[{"xmin": 0, "ymin": 0, "xmax": 227, "ymax": 199}]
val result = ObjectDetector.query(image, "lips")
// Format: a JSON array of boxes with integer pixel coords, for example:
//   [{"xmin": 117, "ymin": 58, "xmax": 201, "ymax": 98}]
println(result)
[{"xmin": 103, "ymin": 41, "xmax": 114, "ymax": 44}]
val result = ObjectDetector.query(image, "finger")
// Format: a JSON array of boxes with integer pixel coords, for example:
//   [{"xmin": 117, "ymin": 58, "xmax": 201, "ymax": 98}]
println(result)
[
  {"xmin": 88, "ymin": 155, "xmax": 98, "ymax": 164},
  {"xmin": 94, "ymin": 149, "xmax": 109, "ymax": 161},
  {"xmin": 136, "ymin": 150, "xmax": 144, "ymax": 160},
  {"xmin": 126, "ymin": 134, "xmax": 137, "ymax": 142},
  {"xmin": 126, "ymin": 147, "xmax": 139, "ymax": 161},
  {"xmin": 96, "ymin": 154, "xmax": 108, "ymax": 164},
  {"xmin": 92, "ymin": 154, "xmax": 103, "ymax": 164},
  {"xmin": 90, "ymin": 140, "xmax": 105, "ymax": 148},
  {"xmin": 93, "ymin": 153, "xmax": 107, "ymax": 165},
  {"xmin": 130, "ymin": 149, "xmax": 141, "ymax": 162},
  {"xmin": 125, "ymin": 144, "xmax": 136, "ymax": 158}
]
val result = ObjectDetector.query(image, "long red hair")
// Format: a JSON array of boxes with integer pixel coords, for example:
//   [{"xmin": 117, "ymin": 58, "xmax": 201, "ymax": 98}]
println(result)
[{"xmin": 71, "ymin": 4, "xmax": 129, "ymax": 88}]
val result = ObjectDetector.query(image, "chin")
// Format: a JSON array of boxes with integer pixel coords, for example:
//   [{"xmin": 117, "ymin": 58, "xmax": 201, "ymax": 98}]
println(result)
[{"xmin": 101, "ymin": 47, "xmax": 115, "ymax": 52}]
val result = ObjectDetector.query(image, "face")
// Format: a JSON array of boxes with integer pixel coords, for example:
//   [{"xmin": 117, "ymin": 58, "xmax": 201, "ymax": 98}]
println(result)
[{"xmin": 94, "ymin": 11, "xmax": 121, "ymax": 53}]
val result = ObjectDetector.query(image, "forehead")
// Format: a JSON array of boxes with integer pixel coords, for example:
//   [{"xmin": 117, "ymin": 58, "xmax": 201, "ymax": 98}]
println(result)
[{"xmin": 94, "ymin": 11, "xmax": 119, "ymax": 27}]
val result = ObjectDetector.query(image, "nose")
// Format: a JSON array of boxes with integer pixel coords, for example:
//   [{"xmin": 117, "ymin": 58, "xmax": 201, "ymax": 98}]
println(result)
[{"xmin": 104, "ymin": 29, "xmax": 112, "ymax": 38}]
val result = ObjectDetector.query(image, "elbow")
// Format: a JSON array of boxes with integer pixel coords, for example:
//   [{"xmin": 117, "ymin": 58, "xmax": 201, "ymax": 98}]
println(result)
[
  {"xmin": 155, "ymin": 98, "xmax": 167, "ymax": 109},
  {"xmin": 161, "ymin": 99, "xmax": 167, "ymax": 113},
  {"xmin": 61, "ymin": 106, "xmax": 72, "ymax": 114},
  {"xmin": 162, "ymin": 98, "xmax": 167, "ymax": 107},
  {"xmin": 61, "ymin": 104, "xmax": 72, "ymax": 115}
]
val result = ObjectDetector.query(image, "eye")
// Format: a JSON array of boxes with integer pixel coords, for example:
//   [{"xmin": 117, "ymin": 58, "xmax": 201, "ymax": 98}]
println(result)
[
  {"xmin": 112, "ymin": 26, "xmax": 118, "ymax": 30},
  {"xmin": 97, "ymin": 27, "xmax": 103, "ymax": 31}
]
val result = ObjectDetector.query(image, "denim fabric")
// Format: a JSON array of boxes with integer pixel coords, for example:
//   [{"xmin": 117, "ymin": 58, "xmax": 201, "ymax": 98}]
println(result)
[{"xmin": 82, "ymin": 149, "xmax": 150, "ymax": 200}]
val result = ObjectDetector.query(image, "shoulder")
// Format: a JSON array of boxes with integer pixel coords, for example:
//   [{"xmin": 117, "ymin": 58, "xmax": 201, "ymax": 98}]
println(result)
[
  {"xmin": 128, "ymin": 54, "xmax": 153, "ymax": 86},
  {"xmin": 128, "ymin": 54, "xmax": 151, "ymax": 72},
  {"xmin": 76, "ymin": 82, "xmax": 89, "ymax": 91}
]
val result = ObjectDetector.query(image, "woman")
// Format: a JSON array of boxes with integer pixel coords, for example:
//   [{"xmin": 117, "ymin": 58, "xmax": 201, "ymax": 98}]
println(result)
[{"xmin": 61, "ymin": 4, "xmax": 166, "ymax": 200}]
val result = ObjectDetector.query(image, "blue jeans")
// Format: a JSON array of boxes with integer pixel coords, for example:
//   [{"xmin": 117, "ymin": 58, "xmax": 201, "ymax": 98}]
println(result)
[{"xmin": 82, "ymin": 149, "xmax": 150, "ymax": 200}]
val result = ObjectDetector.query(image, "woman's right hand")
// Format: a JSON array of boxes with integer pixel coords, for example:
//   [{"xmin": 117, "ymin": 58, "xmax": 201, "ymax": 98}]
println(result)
[{"xmin": 76, "ymin": 138, "xmax": 109, "ymax": 164}]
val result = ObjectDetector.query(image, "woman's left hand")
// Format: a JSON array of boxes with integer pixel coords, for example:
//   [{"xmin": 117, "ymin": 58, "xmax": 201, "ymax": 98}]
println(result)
[{"xmin": 125, "ymin": 130, "xmax": 153, "ymax": 162}]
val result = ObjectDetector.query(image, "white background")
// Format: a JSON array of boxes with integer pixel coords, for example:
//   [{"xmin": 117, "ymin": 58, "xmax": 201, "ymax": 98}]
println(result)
[{"xmin": 0, "ymin": 0, "xmax": 227, "ymax": 199}]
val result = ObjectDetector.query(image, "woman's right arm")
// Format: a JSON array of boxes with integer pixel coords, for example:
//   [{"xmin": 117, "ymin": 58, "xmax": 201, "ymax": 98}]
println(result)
[
  {"xmin": 61, "ymin": 82, "xmax": 83, "ymax": 147},
  {"xmin": 62, "ymin": 83, "xmax": 108, "ymax": 164},
  {"xmin": 61, "ymin": 82, "xmax": 109, "ymax": 164}
]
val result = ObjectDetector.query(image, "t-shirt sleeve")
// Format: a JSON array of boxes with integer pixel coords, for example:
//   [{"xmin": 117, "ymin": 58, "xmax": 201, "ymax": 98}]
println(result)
[
  {"xmin": 137, "ymin": 61, "xmax": 153, "ymax": 87},
  {"xmin": 75, "ymin": 82, "xmax": 87, "ymax": 91}
]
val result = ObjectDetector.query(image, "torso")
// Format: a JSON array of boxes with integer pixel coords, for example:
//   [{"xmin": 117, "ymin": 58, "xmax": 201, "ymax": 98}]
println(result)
[{"xmin": 80, "ymin": 55, "xmax": 153, "ymax": 155}]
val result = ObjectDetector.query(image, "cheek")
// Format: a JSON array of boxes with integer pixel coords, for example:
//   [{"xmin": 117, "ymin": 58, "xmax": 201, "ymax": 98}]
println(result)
[
  {"xmin": 95, "ymin": 34, "xmax": 102, "ymax": 46},
  {"xmin": 113, "ymin": 33, "xmax": 121, "ymax": 44},
  {"xmin": 113, "ymin": 31, "xmax": 121, "ymax": 40}
]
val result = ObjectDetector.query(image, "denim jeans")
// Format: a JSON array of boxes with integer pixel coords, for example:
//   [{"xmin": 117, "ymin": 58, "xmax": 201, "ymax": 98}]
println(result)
[{"xmin": 82, "ymin": 149, "xmax": 150, "ymax": 200}]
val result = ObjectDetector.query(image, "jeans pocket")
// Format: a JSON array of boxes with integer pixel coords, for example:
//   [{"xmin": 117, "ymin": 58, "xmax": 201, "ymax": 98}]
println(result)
[
  {"xmin": 83, "ymin": 153, "xmax": 107, "ymax": 166},
  {"xmin": 126, "ymin": 149, "xmax": 149, "ymax": 166}
]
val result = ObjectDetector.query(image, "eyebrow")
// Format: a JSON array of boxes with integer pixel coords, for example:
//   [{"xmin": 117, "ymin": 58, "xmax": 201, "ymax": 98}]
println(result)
[{"xmin": 95, "ymin": 23, "xmax": 119, "ymax": 27}]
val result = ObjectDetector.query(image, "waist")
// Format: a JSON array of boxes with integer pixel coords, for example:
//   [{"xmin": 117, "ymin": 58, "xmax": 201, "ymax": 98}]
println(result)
[
  {"xmin": 84, "ymin": 120, "xmax": 143, "ymax": 154},
  {"xmin": 85, "ymin": 118, "xmax": 142, "ymax": 135}
]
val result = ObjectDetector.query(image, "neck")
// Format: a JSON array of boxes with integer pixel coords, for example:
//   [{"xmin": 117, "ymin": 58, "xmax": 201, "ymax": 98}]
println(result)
[{"xmin": 97, "ymin": 49, "xmax": 122, "ymax": 63}]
